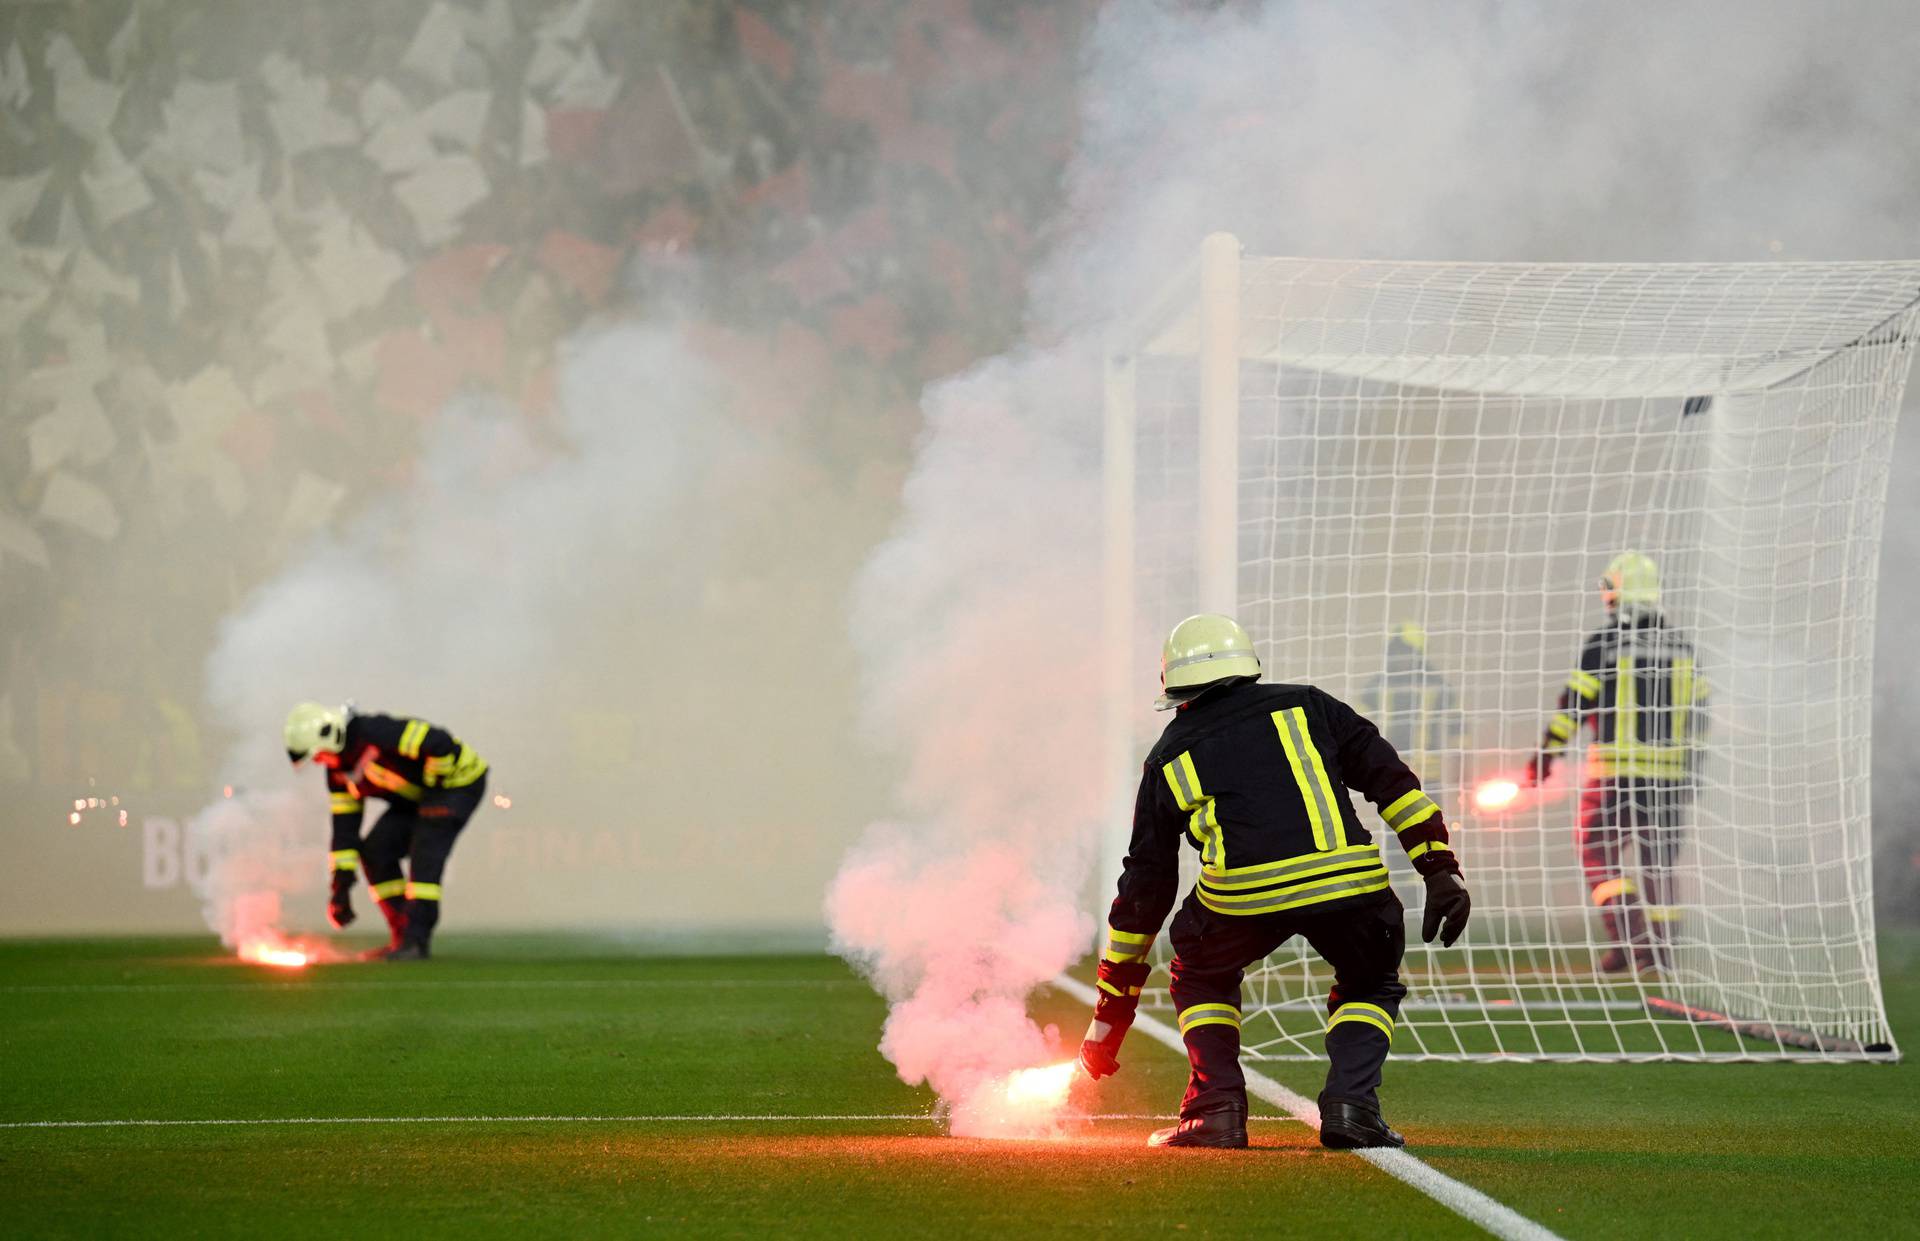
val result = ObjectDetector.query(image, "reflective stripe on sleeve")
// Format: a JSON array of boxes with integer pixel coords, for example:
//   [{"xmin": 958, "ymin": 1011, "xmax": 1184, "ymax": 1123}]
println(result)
[
  {"xmin": 330, "ymin": 793, "xmax": 363, "ymax": 815},
  {"xmin": 405, "ymin": 882, "xmax": 442, "ymax": 901},
  {"xmin": 329, "ymin": 849, "xmax": 360, "ymax": 871},
  {"xmin": 1382, "ymin": 789, "xmax": 1440, "ymax": 835},
  {"xmin": 398, "ymin": 720, "xmax": 430, "ymax": 760},
  {"xmin": 1548, "ymin": 712, "xmax": 1577, "ymax": 741},
  {"xmin": 1104, "ymin": 926, "xmax": 1155, "ymax": 963},
  {"xmin": 1406, "ymin": 839, "xmax": 1450, "ymax": 862},
  {"xmin": 1569, "ymin": 670, "xmax": 1603, "ymax": 700},
  {"xmin": 1327, "ymin": 1001, "xmax": 1395, "ymax": 1039},
  {"xmin": 1591, "ymin": 877, "xmax": 1635, "ymax": 905}
]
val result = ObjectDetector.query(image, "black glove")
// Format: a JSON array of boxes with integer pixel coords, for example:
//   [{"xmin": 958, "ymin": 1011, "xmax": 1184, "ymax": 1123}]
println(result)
[
  {"xmin": 327, "ymin": 871, "xmax": 356, "ymax": 930},
  {"xmin": 1524, "ymin": 749, "xmax": 1555, "ymax": 787},
  {"xmin": 1079, "ymin": 959, "xmax": 1150, "ymax": 1079},
  {"xmin": 1422, "ymin": 871, "xmax": 1470, "ymax": 947}
]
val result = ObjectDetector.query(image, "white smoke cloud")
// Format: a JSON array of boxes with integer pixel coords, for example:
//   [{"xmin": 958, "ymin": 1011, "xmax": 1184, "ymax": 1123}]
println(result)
[
  {"xmin": 187, "ymin": 321, "xmax": 738, "ymax": 945},
  {"xmin": 829, "ymin": 0, "xmax": 1920, "ymax": 1127}
]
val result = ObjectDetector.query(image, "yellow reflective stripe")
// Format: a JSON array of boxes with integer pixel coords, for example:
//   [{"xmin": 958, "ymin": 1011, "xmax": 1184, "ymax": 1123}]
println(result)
[
  {"xmin": 1328, "ymin": 1002, "xmax": 1395, "ymax": 1039},
  {"xmin": 1097, "ymin": 977, "xmax": 1125, "ymax": 997},
  {"xmin": 1177, "ymin": 1002, "xmax": 1241, "ymax": 1034},
  {"xmin": 329, "ymin": 849, "xmax": 360, "ymax": 870},
  {"xmin": 1569, "ymin": 669, "xmax": 1602, "ymax": 700},
  {"xmin": 1104, "ymin": 925, "xmax": 1155, "ymax": 964},
  {"xmin": 1201, "ymin": 843, "xmax": 1383, "ymax": 891},
  {"xmin": 1196, "ymin": 870, "xmax": 1392, "ymax": 915},
  {"xmin": 445, "ymin": 745, "xmax": 488, "ymax": 788},
  {"xmin": 1163, "ymin": 752, "xmax": 1223, "ymax": 869},
  {"xmin": 1586, "ymin": 744, "xmax": 1689, "ymax": 779},
  {"xmin": 1617, "ymin": 653, "xmax": 1637, "ymax": 744},
  {"xmin": 1592, "ymin": 877, "xmax": 1635, "ymax": 905},
  {"xmin": 369, "ymin": 878, "xmax": 407, "ymax": 900},
  {"xmin": 1406, "ymin": 839, "xmax": 1450, "ymax": 861},
  {"xmin": 330, "ymin": 793, "xmax": 363, "ymax": 814},
  {"xmin": 362, "ymin": 763, "xmax": 423, "ymax": 800},
  {"xmin": 398, "ymin": 720, "xmax": 429, "ymax": 760},
  {"xmin": 1382, "ymin": 789, "xmax": 1439, "ymax": 834},
  {"xmin": 1673, "ymin": 658, "xmax": 1694, "ymax": 745},
  {"xmin": 1644, "ymin": 905, "xmax": 1682, "ymax": 923},
  {"xmin": 1548, "ymin": 712, "xmax": 1576, "ymax": 741},
  {"xmin": 406, "ymin": 882, "xmax": 442, "ymax": 901},
  {"xmin": 1273, "ymin": 708, "xmax": 1343, "ymax": 851}
]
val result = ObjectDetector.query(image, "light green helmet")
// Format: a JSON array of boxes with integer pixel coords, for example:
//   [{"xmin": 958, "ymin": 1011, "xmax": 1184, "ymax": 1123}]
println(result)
[
  {"xmin": 285, "ymin": 702, "xmax": 347, "ymax": 765},
  {"xmin": 1601, "ymin": 551, "xmax": 1660, "ymax": 617},
  {"xmin": 1158, "ymin": 614, "xmax": 1262, "ymax": 710}
]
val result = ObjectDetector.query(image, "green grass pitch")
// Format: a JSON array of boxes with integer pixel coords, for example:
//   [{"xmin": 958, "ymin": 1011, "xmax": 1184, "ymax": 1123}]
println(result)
[{"xmin": 3, "ymin": 932, "xmax": 1917, "ymax": 1239}]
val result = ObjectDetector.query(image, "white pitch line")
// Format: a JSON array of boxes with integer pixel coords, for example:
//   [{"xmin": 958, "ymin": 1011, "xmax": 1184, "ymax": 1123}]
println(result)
[
  {"xmin": 1052, "ymin": 975, "xmax": 1565, "ymax": 1241},
  {"xmin": 0, "ymin": 1112, "xmax": 1266, "ymax": 1131},
  {"xmin": 1, "ymin": 978, "xmax": 863, "ymax": 995}
]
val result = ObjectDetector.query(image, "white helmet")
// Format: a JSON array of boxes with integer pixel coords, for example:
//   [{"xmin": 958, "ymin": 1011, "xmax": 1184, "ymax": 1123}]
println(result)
[
  {"xmin": 285, "ymin": 702, "xmax": 347, "ymax": 765},
  {"xmin": 1157, "ymin": 614, "xmax": 1262, "ymax": 710}
]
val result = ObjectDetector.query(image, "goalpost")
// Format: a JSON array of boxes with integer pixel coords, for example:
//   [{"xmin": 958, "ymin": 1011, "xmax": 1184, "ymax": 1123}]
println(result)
[{"xmin": 1103, "ymin": 233, "xmax": 1920, "ymax": 1061}]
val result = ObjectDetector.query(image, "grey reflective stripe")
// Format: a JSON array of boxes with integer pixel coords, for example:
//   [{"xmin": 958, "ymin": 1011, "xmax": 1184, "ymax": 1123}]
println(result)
[
  {"xmin": 1088, "ymin": 1020, "xmax": 1113, "ymax": 1042},
  {"xmin": 1277, "ymin": 708, "xmax": 1341, "ymax": 842},
  {"xmin": 1166, "ymin": 754, "xmax": 1198, "ymax": 806},
  {"xmin": 1385, "ymin": 793, "xmax": 1437, "ymax": 832},
  {"xmin": 1202, "ymin": 844, "xmax": 1380, "ymax": 886},
  {"xmin": 1163, "ymin": 648, "xmax": 1255, "ymax": 673},
  {"xmin": 1201, "ymin": 870, "xmax": 1390, "ymax": 912}
]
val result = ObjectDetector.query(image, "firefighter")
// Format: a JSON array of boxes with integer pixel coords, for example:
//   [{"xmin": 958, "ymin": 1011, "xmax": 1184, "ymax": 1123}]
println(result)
[
  {"xmin": 1525, "ymin": 552, "xmax": 1706, "ymax": 974},
  {"xmin": 284, "ymin": 702, "xmax": 490, "ymax": 960},
  {"xmin": 1354, "ymin": 621, "xmax": 1467, "ymax": 823},
  {"xmin": 1079, "ymin": 614, "xmax": 1471, "ymax": 1150}
]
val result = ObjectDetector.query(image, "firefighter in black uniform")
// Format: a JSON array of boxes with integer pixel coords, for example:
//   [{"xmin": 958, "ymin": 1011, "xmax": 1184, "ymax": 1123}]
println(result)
[
  {"xmin": 1526, "ymin": 553, "xmax": 1706, "ymax": 974},
  {"xmin": 1079, "ymin": 614, "xmax": 1471, "ymax": 1149},
  {"xmin": 284, "ymin": 702, "xmax": 490, "ymax": 960}
]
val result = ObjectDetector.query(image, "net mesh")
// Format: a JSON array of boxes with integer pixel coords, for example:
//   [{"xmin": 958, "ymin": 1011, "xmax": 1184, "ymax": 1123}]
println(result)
[{"xmin": 1115, "ymin": 251, "xmax": 1920, "ymax": 1061}]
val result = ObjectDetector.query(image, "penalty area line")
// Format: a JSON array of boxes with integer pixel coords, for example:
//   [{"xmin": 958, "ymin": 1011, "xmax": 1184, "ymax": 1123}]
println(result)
[{"xmin": 1052, "ymin": 974, "xmax": 1565, "ymax": 1241}]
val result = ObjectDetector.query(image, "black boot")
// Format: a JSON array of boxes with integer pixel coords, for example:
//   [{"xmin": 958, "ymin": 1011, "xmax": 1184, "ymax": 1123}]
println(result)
[
  {"xmin": 1318, "ymin": 1098, "xmax": 1404, "ymax": 1149},
  {"xmin": 383, "ymin": 938, "xmax": 431, "ymax": 961},
  {"xmin": 1148, "ymin": 1103, "xmax": 1248, "ymax": 1149}
]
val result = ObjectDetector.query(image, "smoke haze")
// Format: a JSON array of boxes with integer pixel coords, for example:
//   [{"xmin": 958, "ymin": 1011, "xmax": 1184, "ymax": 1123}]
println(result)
[{"xmin": 827, "ymin": 0, "xmax": 1920, "ymax": 1117}]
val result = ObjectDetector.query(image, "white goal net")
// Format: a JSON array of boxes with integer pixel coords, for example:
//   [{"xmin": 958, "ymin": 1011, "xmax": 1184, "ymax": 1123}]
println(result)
[{"xmin": 1102, "ymin": 234, "xmax": 1920, "ymax": 1061}]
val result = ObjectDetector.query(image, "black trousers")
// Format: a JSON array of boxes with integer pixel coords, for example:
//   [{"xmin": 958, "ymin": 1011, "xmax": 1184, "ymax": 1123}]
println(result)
[
  {"xmin": 1168, "ymin": 888, "xmax": 1407, "ymax": 1116},
  {"xmin": 359, "ymin": 775, "xmax": 486, "ymax": 944},
  {"xmin": 1576, "ymin": 777, "xmax": 1689, "ymax": 952}
]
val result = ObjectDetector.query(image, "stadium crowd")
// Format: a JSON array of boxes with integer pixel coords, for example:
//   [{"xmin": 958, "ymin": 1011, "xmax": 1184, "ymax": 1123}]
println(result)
[{"xmin": 0, "ymin": 0, "xmax": 1089, "ymax": 799}]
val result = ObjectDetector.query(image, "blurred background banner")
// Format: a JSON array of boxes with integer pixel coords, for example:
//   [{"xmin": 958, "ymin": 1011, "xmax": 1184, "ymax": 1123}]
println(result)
[
  {"xmin": 3, "ymin": 0, "xmax": 1919, "ymax": 938},
  {"xmin": 0, "ymin": 0, "xmax": 1088, "ymax": 936}
]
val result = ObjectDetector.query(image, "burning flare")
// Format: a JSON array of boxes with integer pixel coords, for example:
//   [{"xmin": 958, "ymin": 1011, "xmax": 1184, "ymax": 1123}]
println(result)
[
  {"xmin": 1474, "ymin": 778, "xmax": 1521, "ymax": 812},
  {"xmin": 949, "ymin": 1059, "xmax": 1085, "ymax": 1140},
  {"xmin": 240, "ymin": 941, "xmax": 311, "ymax": 969}
]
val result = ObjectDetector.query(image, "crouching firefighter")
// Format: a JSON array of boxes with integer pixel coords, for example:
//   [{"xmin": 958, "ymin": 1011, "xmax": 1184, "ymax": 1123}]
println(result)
[
  {"xmin": 1079, "ymin": 615, "xmax": 1471, "ymax": 1149},
  {"xmin": 284, "ymin": 703, "xmax": 489, "ymax": 960}
]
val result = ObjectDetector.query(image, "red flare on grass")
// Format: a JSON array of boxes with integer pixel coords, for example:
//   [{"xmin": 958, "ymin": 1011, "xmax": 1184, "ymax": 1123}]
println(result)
[
  {"xmin": 239, "ymin": 940, "xmax": 310, "ymax": 969},
  {"xmin": 950, "ymin": 1059, "xmax": 1085, "ymax": 1140}
]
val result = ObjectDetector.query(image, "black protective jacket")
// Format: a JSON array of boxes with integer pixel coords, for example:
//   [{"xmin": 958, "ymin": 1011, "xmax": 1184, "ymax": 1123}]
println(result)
[
  {"xmin": 324, "ymin": 712, "xmax": 487, "ymax": 870},
  {"xmin": 1109, "ymin": 680, "xmax": 1458, "ymax": 939}
]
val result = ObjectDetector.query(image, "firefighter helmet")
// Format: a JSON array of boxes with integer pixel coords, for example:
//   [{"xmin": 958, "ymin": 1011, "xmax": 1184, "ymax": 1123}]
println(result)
[
  {"xmin": 1600, "ymin": 552, "xmax": 1660, "ymax": 617},
  {"xmin": 1158, "ymin": 613, "xmax": 1262, "ymax": 710},
  {"xmin": 285, "ymin": 702, "xmax": 347, "ymax": 765}
]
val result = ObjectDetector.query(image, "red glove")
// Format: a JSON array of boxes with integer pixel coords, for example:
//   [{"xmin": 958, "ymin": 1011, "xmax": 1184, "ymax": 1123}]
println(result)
[{"xmin": 1078, "ymin": 959, "xmax": 1150, "ymax": 1078}]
